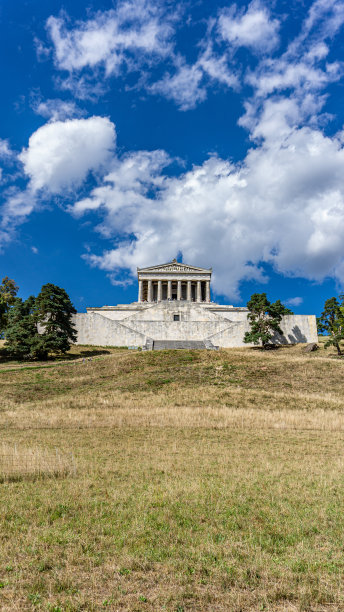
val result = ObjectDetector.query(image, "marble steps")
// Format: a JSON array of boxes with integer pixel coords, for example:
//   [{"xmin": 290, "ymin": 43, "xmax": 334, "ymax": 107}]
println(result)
[{"xmin": 152, "ymin": 340, "xmax": 207, "ymax": 350}]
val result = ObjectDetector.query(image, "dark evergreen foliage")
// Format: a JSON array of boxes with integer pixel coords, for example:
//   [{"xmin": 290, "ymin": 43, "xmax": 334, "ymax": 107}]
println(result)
[
  {"xmin": 0, "ymin": 276, "xmax": 18, "ymax": 333},
  {"xmin": 244, "ymin": 293, "xmax": 293, "ymax": 349},
  {"xmin": 34, "ymin": 284, "xmax": 77, "ymax": 358},
  {"xmin": 5, "ymin": 296, "xmax": 39, "ymax": 359},
  {"xmin": 5, "ymin": 283, "xmax": 77, "ymax": 360},
  {"xmin": 317, "ymin": 296, "xmax": 344, "ymax": 355}
]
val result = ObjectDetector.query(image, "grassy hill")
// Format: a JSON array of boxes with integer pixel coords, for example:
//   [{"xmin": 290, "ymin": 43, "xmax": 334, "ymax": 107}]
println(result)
[{"xmin": 1, "ymin": 342, "xmax": 344, "ymax": 610}]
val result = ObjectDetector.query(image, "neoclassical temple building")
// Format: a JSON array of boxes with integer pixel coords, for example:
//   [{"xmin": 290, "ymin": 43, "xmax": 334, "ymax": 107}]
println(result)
[
  {"xmin": 137, "ymin": 259, "xmax": 212, "ymax": 303},
  {"xmin": 73, "ymin": 260, "xmax": 317, "ymax": 349}
]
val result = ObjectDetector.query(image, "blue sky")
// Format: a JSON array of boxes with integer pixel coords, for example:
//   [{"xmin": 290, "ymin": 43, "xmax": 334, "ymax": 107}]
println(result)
[{"xmin": 1, "ymin": 0, "xmax": 344, "ymax": 314}]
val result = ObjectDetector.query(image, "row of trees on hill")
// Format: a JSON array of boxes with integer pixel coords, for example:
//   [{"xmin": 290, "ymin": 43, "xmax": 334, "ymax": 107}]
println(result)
[{"xmin": 0, "ymin": 277, "xmax": 76, "ymax": 360}]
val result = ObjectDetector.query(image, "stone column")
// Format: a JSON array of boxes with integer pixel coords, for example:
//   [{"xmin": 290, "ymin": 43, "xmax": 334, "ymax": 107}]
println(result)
[
  {"xmin": 147, "ymin": 280, "xmax": 152, "ymax": 302},
  {"xmin": 187, "ymin": 280, "xmax": 191, "ymax": 301},
  {"xmin": 138, "ymin": 280, "xmax": 143, "ymax": 302},
  {"xmin": 177, "ymin": 280, "xmax": 182, "ymax": 300},
  {"xmin": 157, "ymin": 280, "xmax": 162, "ymax": 302},
  {"xmin": 167, "ymin": 280, "xmax": 172, "ymax": 300},
  {"xmin": 196, "ymin": 280, "xmax": 202, "ymax": 302},
  {"xmin": 206, "ymin": 280, "xmax": 210, "ymax": 303}
]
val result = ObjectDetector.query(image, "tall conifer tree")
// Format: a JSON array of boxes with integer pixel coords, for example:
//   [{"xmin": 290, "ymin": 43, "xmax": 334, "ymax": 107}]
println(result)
[
  {"xmin": 317, "ymin": 297, "xmax": 344, "ymax": 355},
  {"xmin": 244, "ymin": 293, "xmax": 293, "ymax": 349},
  {"xmin": 34, "ymin": 284, "xmax": 77, "ymax": 358}
]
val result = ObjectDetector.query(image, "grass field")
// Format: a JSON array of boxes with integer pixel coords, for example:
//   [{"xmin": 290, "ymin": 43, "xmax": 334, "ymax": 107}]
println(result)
[{"xmin": 1, "ymin": 340, "xmax": 344, "ymax": 611}]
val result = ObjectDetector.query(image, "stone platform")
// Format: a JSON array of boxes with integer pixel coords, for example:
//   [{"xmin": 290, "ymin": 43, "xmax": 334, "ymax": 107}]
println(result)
[{"xmin": 73, "ymin": 300, "xmax": 318, "ymax": 349}]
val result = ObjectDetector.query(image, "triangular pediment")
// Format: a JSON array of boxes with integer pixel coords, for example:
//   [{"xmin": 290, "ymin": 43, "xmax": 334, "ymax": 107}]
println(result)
[{"xmin": 138, "ymin": 260, "xmax": 212, "ymax": 273}]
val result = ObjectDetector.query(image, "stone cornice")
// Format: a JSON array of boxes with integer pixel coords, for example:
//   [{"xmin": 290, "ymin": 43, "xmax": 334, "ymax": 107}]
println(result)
[
  {"xmin": 138, "ymin": 272, "xmax": 211, "ymax": 280},
  {"xmin": 137, "ymin": 259, "xmax": 212, "ymax": 274}
]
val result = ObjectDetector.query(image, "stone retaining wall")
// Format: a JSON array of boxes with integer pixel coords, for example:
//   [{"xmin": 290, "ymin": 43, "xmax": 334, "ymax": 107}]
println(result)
[{"xmin": 73, "ymin": 304, "xmax": 318, "ymax": 348}]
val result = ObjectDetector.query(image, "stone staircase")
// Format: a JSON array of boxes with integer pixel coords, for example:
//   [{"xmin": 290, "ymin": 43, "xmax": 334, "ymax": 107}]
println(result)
[
  {"xmin": 152, "ymin": 340, "xmax": 207, "ymax": 350},
  {"xmin": 142, "ymin": 338, "xmax": 154, "ymax": 351}
]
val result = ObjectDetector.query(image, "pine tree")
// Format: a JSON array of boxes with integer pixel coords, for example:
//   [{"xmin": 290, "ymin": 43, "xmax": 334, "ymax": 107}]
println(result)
[
  {"xmin": 34, "ymin": 284, "xmax": 77, "ymax": 357},
  {"xmin": 244, "ymin": 293, "xmax": 293, "ymax": 349},
  {"xmin": 317, "ymin": 296, "xmax": 344, "ymax": 356},
  {"xmin": 5, "ymin": 296, "xmax": 39, "ymax": 359},
  {"xmin": 0, "ymin": 276, "xmax": 18, "ymax": 333}
]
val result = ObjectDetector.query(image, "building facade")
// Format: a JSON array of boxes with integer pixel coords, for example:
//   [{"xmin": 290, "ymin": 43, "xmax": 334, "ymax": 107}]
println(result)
[
  {"xmin": 137, "ymin": 259, "xmax": 212, "ymax": 303},
  {"xmin": 73, "ymin": 260, "xmax": 318, "ymax": 349}
]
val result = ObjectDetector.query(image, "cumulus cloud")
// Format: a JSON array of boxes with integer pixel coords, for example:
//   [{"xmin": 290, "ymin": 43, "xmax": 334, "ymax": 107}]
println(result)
[
  {"xmin": 75, "ymin": 123, "xmax": 344, "ymax": 299},
  {"xmin": 19, "ymin": 116, "xmax": 116, "ymax": 193},
  {"xmin": 0, "ymin": 116, "xmax": 116, "ymax": 248},
  {"xmin": 217, "ymin": 1, "xmax": 280, "ymax": 53},
  {"xmin": 46, "ymin": 0, "xmax": 174, "ymax": 75}
]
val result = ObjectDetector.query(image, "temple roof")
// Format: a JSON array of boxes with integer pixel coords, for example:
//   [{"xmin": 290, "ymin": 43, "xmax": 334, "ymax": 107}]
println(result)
[{"xmin": 137, "ymin": 259, "xmax": 212, "ymax": 274}]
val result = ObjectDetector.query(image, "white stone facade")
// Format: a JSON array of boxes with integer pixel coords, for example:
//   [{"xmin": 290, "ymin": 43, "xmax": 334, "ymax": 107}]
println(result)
[
  {"xmin": 137, "ymin": 259, "xmax": 212, "ymax": 303},
  {"xmin": 73, "ymin": 260, "xmax": 318, "ymax": 348}
]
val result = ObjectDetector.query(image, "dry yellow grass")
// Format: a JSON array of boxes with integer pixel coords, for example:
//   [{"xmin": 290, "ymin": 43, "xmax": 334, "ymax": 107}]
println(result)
[
  {"xmin": 0, "ymin": 341, "xmax": 344, "ymax": 611},
  {"xmin": 0, "ymin": 442, "xmax": 76, "ymax": 482}
]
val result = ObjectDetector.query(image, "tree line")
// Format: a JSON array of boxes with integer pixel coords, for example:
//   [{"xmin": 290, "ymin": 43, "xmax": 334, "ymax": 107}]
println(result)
[
  {"xmin": 0, "ymin": 277, "xmax": 76, "ymax": 360},
  {"xmin": 1, "ymin": 277, "xmax": 344, "ymax": 358}
]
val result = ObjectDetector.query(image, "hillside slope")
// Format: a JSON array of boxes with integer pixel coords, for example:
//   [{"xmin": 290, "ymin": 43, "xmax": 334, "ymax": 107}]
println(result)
[{"xmin": 0, "ymin": 343, "xmax": 344, "ymax": 610}]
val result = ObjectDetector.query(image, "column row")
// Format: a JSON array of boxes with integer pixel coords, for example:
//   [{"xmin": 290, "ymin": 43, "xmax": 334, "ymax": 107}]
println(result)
[{"xmin": 138, "ymin": 280, "xmax": 211, "ymax": 303}]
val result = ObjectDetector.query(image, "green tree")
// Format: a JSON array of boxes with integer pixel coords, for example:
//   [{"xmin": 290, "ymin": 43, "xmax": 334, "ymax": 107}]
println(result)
[
  {"xmin": 317, "ymin": 296, "xmax": 344, "ymax": 356},
  {"xmin": 34, "ymin": 283, "xmax": 77, "ymax": 358},
  {"xmin": 5, "ymin": 296, "xmax": 39, "ymax": 359},
  {"xmin": 0, "ymin": 276, "xmax": 18, "ymax": 332},
  {"xmin": 244, "ymin": 293, "xmax": 293, "ymax": 349}
]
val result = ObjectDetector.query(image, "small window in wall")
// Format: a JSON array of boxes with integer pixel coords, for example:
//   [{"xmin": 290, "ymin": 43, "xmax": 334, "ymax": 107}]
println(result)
[{"xmin": 173, "ymin": 314, "xmax": 180, "ymax": 321}]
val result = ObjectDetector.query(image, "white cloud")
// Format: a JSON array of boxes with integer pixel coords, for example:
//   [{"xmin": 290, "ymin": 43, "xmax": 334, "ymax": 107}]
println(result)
[
  {"xmin": 0, "ymin": 139, "xmax": 15, "ymax": 186},
  {"xmin": 1, "ymin": 116, "xmax": 116, "ymax": 247},
  {"xmin": 31, "ymin": 246, "xmax": 39, "ymax": 254},
  {"xmin": 75, "ymin": 122, "xmax": 344, "ymax": 299},
  {"xmin": 218, "ymin": 1, "xmax": 280, "ymax": 53},
  {"xmin": 285, "ymin": 297, "xmax": 303, "ymax": 307},
  {"xmin": 198, "ymin": 45, "xmax": 238, "ymax": 88},
  {"xmin": 45, "ymin": 2, "xmax": 239, "ymax": 108},
  {"xmin": 46, "ymin": 0, "xmax": 174, "ymax": 75},
  {"xmin": 0, "ymin": 139, "xmax": 13, "ymax": 159},
  {"xmin": 150, "ymin": 46, "xmax": 238, "ymax": 111},
  {"xmin": 237, "ymin": 0, "xmax": 344, "ymax": 146},
  {"xmin": 107, "ymin": 275, "xmax": 134, "ymax": 287},
  {"xmin": 43, "ymin": 0, "xmax": 344, "ymax": 113},
  {"xmin": 34, "ymin": 98, "xmax": 85, "ymax": 121},
  {"xmin": 149, "ymin": 61, "xmax": 206, "ymax": 111},
  {"xmin": 19, "ymin": 116, "xmax": 116, "ymax": 193},
  {"xmin": 61, "ymin": 1, "xmax": 344, "ymax": 296},
  {"xmin": 0, "ymin": 188, "xmax": 37, "ymax": 249},
  {"xmin": 290, "ymin": 0, "xmax": 344, "ymax": 53},
  {"xmin": 74, "ymin": 149, "xmax": 171, "ymax": 233},
  {"xmin": 4, "ymin": 0, "xmax": 344, "ymax": 298},
  {"xmin": 55, "ymin": 73, "xmax": 108, "ymax": 101}
]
